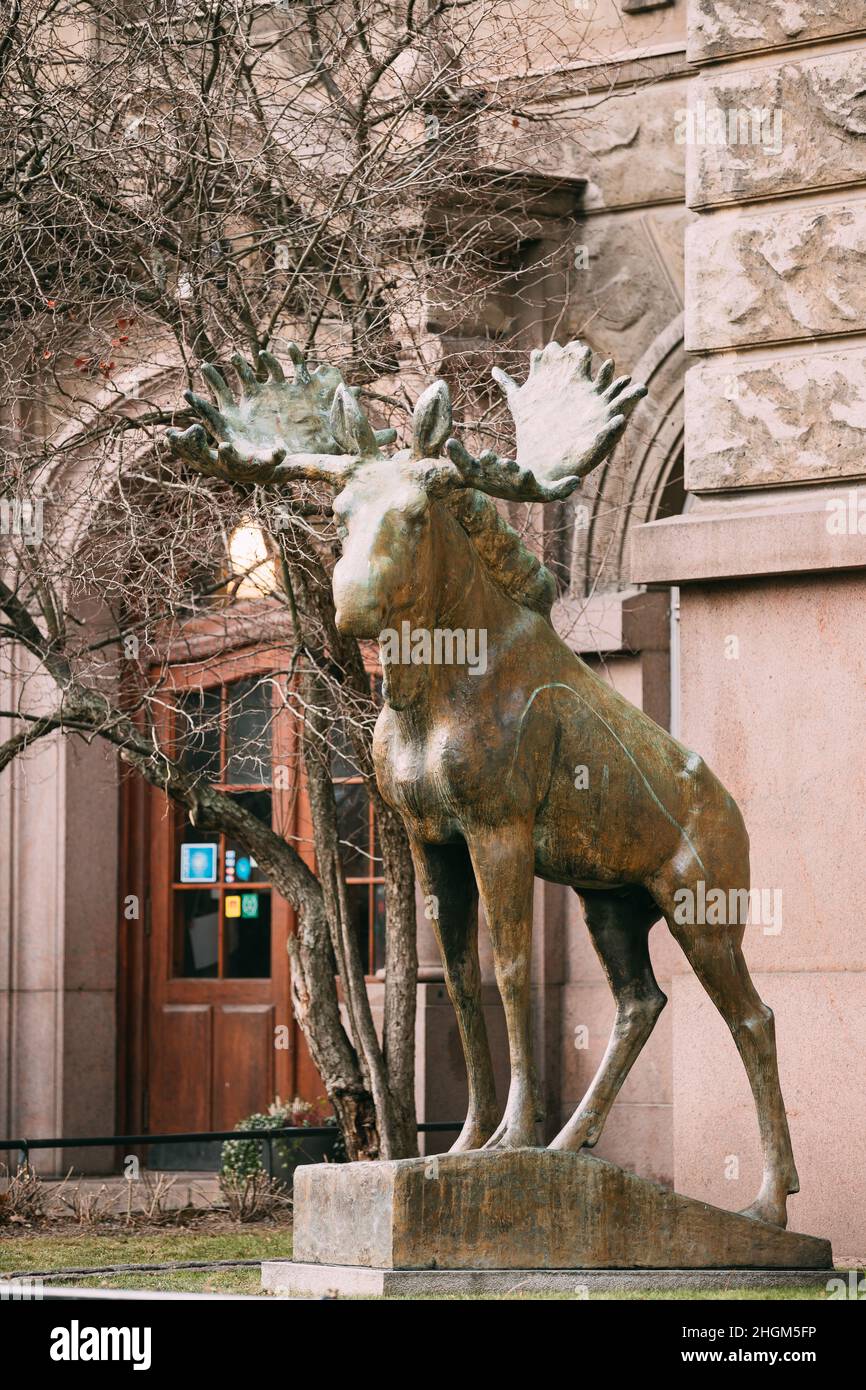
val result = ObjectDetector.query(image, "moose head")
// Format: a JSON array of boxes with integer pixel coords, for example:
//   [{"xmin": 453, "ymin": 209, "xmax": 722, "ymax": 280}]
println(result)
[{"xmin": 165, "ymin": 340, "xmax": 647, "ymax": 640}]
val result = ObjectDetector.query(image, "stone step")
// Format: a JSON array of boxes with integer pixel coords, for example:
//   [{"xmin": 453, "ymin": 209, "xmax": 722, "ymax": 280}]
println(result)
[{"xmin": 262, "ymin": 1262, "xmax": 845, "ymax": 1299}]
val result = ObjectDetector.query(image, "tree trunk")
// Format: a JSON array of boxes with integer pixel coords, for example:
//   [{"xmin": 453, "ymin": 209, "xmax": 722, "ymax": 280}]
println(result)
[
  {"xmin": 278, "ymin": 535, "xmax": 419, "ymax": 1157},
  {"xmin": 377, "ymin": 801, "xmax": 419, "ymax": 1157}
]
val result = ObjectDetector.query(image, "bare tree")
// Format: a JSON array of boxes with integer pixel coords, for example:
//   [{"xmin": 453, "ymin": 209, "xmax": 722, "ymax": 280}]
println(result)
[{"xmin": 0, "ymin": 0, "xmax": 614, "ymax": 1158}]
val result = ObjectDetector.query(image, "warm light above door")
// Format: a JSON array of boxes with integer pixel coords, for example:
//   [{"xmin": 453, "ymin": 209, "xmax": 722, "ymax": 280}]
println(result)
[{"xmin": 227, "ymin": 521, "xmax": 277, "ymax": 597}]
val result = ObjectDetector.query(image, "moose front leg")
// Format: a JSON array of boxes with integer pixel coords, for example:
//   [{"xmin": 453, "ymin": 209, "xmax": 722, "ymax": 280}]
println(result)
[
  {"xmin": 409, "ymin": 838, "xmax": 499, "ymax": 1151},
  {"xmin": 468, "ymin": 825, "xmax": 540, "ymax": 1149}
]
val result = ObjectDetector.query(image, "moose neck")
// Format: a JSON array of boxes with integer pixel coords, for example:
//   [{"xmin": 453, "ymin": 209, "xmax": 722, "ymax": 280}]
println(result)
[{"xmin": 380, "ymin": 500, "xmax": 514, "ymax": 713}]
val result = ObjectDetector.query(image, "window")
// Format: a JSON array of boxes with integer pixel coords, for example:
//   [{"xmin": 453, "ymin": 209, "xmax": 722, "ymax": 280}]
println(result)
[
  {"xmin": 172, "ymin": 677, "xmax": 275, "ymax": 979},
  {"xmin": 168, "ymin": 670, "xmax": 386, "ymax": 979},
  {"xmin": 330, "ymin": 715, "xmax": 385, "ymax": 976}
]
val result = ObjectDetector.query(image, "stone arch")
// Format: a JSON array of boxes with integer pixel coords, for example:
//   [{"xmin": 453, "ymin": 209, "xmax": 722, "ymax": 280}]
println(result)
[
  {"xmin": 43, "ymin": 364, "xmax": 181, "ymax": 566},
  {"xmin": 570, "ymin": 315, "xmax": 686, "ymax": 597}
]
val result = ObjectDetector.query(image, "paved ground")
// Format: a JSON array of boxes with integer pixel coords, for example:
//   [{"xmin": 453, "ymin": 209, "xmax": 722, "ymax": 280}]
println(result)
[{"xmin": 39, "ymin": 1171, "xmax": 223, "ymax": 1213}]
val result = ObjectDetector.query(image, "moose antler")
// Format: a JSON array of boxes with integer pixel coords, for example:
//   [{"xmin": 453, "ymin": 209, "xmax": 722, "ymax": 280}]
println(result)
[
  {"xmin": 164, "ymin": 339, "xmax": 645, "ymax": 502},
  {"xmin": 442, "ymin": 340, "xmax": 647, "ymax": 503},
  {"xmin": 164, "ymin": 344, "xmax": 395, "ymax": 486}
]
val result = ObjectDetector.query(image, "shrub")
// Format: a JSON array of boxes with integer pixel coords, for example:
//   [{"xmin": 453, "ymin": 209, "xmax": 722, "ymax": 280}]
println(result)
[
  {"xmin": 218, "ymin": 1171, "xmax": 293, "ymax": 1223},
  {"xmin": 220, "ymin": 1097, "xmax": 345, "ymax": 1183},
  {"xmin": 0, "ymin": 1163, "xmax": 53, "ymax": 1226}
]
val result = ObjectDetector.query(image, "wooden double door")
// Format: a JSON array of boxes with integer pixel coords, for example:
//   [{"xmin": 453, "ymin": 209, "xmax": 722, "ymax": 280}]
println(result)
[
  {"xmin": 118, "ymin": 644, "xmax": 385, "ymax": 1158},
  {"xmin": 143, "ymin": 652, "xmax": 321, "ymax": 1151}
]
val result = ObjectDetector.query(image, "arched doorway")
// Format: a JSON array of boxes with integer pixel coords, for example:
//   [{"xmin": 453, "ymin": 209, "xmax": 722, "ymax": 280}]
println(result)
[{"xmin": 570, "ymin": 315, "xmax": 687, "ymax": 601}]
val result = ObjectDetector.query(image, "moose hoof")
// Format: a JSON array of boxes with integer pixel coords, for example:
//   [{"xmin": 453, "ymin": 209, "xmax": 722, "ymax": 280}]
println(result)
[
  {"xmin": 448, "ymin": 1115, "xmax": 499, "ymax": 1153},
  {"xmin": 739, "ymin": 1190, "xmax": 790, "ymax": 1229},
  {"xmin": 548, "ymin": 1110, "xmax": 601, "ymax": 1153},
  {"xmin": 481, "ymin": 1118, "xmax": 537, "ymax": 1150}
]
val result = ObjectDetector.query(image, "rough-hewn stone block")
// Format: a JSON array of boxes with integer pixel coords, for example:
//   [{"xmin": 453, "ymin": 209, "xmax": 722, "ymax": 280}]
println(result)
[
  {"xmin": 687, "ymin": 53, "xmax": 866, "ymax": 208},
  {"xmin": 685, "ymin": 348, "xmax": 866, "ymax": 490},
  {"xmin": 291, "ymin": 1148, "xmax": 832, "ymax": 1270},
  {"xmin": 577, "ymin": 83, "xmax": 687, "ymax": 212},
  {"xmin": 479, "ymin": 82, "xmax": 686, "ymax": 210},
  {"xmin": 686, "ymin": 201, "xmax": 866, "ymax": 351},
  {"xmin": 560, "ymin": 210, "xmax": 688, "ymax": 370},
  {"xmin": 689, "ymin": 0, "xmax": 866, "ymax": 63}
]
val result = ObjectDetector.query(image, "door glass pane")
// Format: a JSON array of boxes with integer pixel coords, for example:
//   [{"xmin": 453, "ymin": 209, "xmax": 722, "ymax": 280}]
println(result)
[
  {"xmin": 224, "ymin": 889, "xmax": 271, "ymax": 978},
  {"xmin": 225, "ymin": 791, "xmax": 271, "ymax": 884},
  {"xmin": 333, "ymin": 781, "xmax": 371, "ymax": 875},
  {"xmin": 174, "ymin": 888, "xmax": 220, "ymax": 977},
  {"xmin": 345, "ymin": 882, "xmax": 371, "ymax": 975},
  {"xmin": 166, "ymin": 678, "xmax": 280, "ymax": 982},
  {"xmin": 372, "ymin": 882, "xmax": 386, "ymax": 975},
  {"xmin": 225, "ymin": 678, "xmax": 272, "ymax": 785},
  {"xmin": 176, "ymin": 688, "xmax": 221, "ymax": 781},
  {"xmin": 329, "ymin": 717, "xmax": 363, "ymax": 779}
]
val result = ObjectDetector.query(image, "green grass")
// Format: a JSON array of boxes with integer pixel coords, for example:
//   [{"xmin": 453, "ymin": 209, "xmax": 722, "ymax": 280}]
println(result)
[
  {"xmin": 0, "ymin": 1226, "xmax": 292, "ymax": 1279},
  {"xmin": 75, "ymin": 1267, "xmax": 266, "ymax": 1295},
  {"xmin": 0, "ymin": 1228, "xmax": 849, "ymax": 1298}
]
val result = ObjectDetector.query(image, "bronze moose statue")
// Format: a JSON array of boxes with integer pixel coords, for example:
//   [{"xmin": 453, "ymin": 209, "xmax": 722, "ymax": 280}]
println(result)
[{"xmin": 167, "ymin": 339, "xmax": 799, "ymax": 1229}]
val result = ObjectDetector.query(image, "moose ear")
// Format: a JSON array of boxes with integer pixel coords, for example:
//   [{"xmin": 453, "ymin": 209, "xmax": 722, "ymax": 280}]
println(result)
[
  {"xmin": 329, "ymin": 384, "xmax": 379, "ymax": 456},
  {"xmin": 412, "ymin": 380, "xmax": 452, "ymax": 458}
]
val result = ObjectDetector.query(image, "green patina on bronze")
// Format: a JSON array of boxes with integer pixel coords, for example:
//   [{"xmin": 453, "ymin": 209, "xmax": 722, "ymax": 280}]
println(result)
[{"xmin": 167, "ymin": 339, "xmax": 799, "ymax": 1230}]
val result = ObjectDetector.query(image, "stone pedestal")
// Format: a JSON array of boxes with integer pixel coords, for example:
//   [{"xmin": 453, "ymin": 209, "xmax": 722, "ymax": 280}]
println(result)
[{"xmin": 268, "ymin": 1149, "xmax": 831, "ymax": 1294}]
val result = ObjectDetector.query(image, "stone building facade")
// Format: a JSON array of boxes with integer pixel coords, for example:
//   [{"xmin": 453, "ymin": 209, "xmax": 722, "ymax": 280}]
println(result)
[
  {"xmin": 2, "ymin": 1, "xmax": 864, "ymax": 1254},
  {"xmin": 382, "ymin": 0, "xmax": 866, "ymax": 1258}
]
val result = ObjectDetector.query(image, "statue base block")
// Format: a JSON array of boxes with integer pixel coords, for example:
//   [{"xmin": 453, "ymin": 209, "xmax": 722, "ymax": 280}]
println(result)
[{"xmin": 286, "ymin": 1148, "xmax": 831, "ymax": 1272}]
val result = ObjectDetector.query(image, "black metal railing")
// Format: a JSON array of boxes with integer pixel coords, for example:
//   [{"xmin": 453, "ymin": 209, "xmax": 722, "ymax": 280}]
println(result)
[{"xmin": 0, "ymin": 1122, "xmax": 461, "ymax": 1171}]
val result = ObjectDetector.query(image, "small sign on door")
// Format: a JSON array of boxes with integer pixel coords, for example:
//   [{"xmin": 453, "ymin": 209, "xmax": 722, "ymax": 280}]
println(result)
[{"xmin": 180, "ymin": 843, "xmax": 218, "ymax": 883}]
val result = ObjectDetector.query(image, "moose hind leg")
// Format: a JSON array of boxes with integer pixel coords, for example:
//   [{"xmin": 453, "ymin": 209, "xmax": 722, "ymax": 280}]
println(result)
[
  {"xmin": 659, "ymin": 895, "xmax": 800, "ymax": 1228},
  {"xmin": 550, "ymin": 887, "xmax": 665, "ymax": 1153}
]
